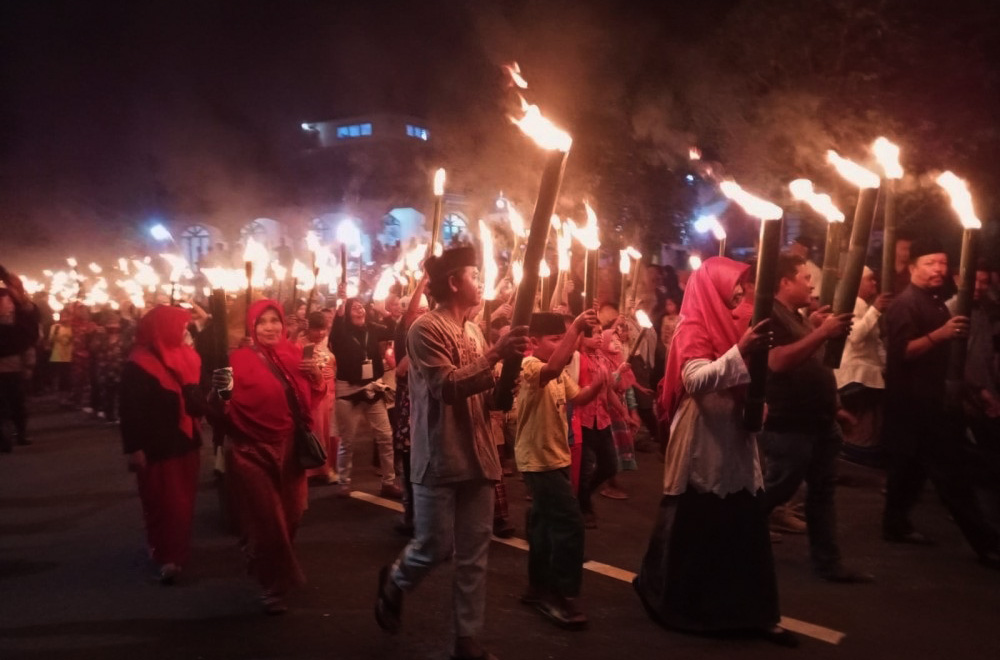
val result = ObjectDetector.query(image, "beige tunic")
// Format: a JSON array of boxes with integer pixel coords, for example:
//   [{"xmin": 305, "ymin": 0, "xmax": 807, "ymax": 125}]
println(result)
[
  {"xmin": 662, "ymin": 345, "xmax": 763, "ymax": 497},
  {"xmin": 407, "ymin": 308, "xmax": 501, "ymax": 486}
]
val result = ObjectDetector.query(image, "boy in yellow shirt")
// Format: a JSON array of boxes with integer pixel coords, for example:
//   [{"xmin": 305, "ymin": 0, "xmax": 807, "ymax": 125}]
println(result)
[{"xmin": 515, "ymin": 310, "xmax": 605, "ymax": 630}]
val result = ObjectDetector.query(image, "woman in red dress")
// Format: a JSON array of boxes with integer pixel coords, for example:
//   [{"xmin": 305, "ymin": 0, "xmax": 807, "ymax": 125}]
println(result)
[
  {"xmin": 214, "ymin": 300, "xmax": 326, "ymax": 614},
  {"xmin": 121, "ymin": 305, "xmax": 204, "ymax": 584}
]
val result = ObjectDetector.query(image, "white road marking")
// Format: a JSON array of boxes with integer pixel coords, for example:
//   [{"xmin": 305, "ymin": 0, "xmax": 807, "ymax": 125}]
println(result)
[{"xmin": 348, "ymin": 489, "xmax": 845, "ymax": 645}]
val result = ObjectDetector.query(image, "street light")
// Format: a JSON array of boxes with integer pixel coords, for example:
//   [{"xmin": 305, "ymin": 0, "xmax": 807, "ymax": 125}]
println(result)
[{"xmin": 150, "ymin": 224, "xmax": 173, "ymax": 242}]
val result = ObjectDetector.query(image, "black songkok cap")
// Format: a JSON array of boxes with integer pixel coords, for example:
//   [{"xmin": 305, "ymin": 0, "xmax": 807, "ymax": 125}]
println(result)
[
  {"xmin": 529, "ymin": 312, "xmax": 567, "ymax": 336},
  {"xmin": 426, "ymin": 246, "xmax": 477, "ymax": 284},
  {"xmin": 909, "ymin": 236, "xmax": 946, "ymax": 262}
]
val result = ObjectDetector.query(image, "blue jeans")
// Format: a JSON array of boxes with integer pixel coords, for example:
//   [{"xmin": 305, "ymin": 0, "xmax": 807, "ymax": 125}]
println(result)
[
  {"xmin": 391, "ymin": 479, "xmax": 494, "ymax": 637},
  {"xmin": 758, "ymin": 421, "xmax": 843, "ymax": 572}
]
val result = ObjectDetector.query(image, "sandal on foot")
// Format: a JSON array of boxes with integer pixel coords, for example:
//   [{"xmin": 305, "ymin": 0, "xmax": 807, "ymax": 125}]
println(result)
[{"xmin": 374, "ymin": 566, "xmax": 402, "ymax": 633}]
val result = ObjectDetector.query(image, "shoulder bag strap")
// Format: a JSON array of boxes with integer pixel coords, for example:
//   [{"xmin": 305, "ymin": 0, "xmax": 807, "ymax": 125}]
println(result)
[{"xmin": 254, "ymin": 348, "xmax": 308, "ymax": 429}]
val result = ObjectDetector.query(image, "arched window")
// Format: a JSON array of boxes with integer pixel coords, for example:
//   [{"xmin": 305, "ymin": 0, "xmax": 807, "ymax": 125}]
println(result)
[
  {"xmin": 442, "ymin": 213, "xmax": 467, "ymax": 247},
  {"xmin": 240, "ymin": 220, "xmax": 266, "ymax": 243},
  {"xmin": 180, "ymin": 225, "xmax": 212, "ymax": 268}
]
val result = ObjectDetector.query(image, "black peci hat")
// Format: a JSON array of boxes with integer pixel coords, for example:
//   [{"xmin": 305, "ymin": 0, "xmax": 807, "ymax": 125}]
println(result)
[{"xmin": 426, "ymin": 246, "xmax": 477, "ymax": 284}]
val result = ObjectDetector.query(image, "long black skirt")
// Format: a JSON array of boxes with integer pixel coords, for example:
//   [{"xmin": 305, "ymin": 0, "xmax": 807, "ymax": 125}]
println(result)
[{"xmin": 634, "ymin": 488, "xmax": 780, "ymax": 633}]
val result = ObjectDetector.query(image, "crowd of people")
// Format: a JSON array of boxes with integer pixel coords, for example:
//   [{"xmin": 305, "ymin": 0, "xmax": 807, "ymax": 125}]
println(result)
[{"xmin": 1, "ymin": 230, "xmax": 999, "ymax": 657}]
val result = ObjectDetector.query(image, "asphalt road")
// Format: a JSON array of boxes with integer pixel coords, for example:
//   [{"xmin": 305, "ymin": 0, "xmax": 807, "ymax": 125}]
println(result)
[{"xmin": 2, "ymin": 398, "xmax": 999, "ymax": 660}]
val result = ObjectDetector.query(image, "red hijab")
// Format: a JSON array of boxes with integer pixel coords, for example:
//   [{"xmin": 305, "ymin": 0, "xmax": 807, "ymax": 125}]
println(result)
[
  {"xmin": 129, "ymin": 305, "xmax": 202, "ymax": 438},
  {"xmin": 657, "ymin": 257, "xmax": 750, "ymax": 423},
  {"xmin": 228, "ymin": 300, "xmax": 314, "ymax": 441}
]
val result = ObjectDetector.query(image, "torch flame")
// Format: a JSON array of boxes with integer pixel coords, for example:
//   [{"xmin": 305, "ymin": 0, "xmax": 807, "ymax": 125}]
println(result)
[
  {"xmin": 503, "ymin": 62, "xmax": 529, "ymax": 89},
  {"xmin": 619, "ymin": 250, "xmax": 632, "ymax": 275},
  {"xmin": 539, "ymin": 259, "xmax": 551, "ymax": 278},
  {"xmin": 291, "ymin": 259, "xmax": 315, "ymax": 290},
  {"xmin": 935, "ymin": 171, "xmax": 982, "ymax": 229},
  {"xmin": 117, "ymin": 258, "xmax": 129, "ymax": 274},
  {"xmin": 574, "ymin": 201, "xmax": 601, "ymax": 251},
  {"xmin": 510, "ymin": 95, "xmax": 573, "ymax": 152},
  {"xmin": 243, "ymin": 236, "xmax": 270, "ymax": 266},
  {"xmin": 625, "ymin": 246, "xmax": 642, "ymax": 260},
  {"xmin": 826, "ymin": 150, "xmax": 881, "ymax": 189},
  {"xmin": 512, "ymin": 260, "xmax": 524, "ymax": 287},
  {"xmin": 557, "ymin": 222, "xmax": 572, "ymax": 272},
  {"xmin": 788, "ymin": 179, "xmax": 845, "ymax": 223},
  {"xmin": 433, "ymin": 168, "xmax": 446, "ymax": 196},
  {"xmin": 306, "ymin": 230, "xmax": 322, "ymax": 255},
  {"xmin": 67, "ymin": 257, "xmax": 78, "ymax": 268},
  {"xmin": 719, "ymin": 181, "xmax": 783, "ymax": 221},
  {"xmin": 160, "ymin": 253, "xmax": 192, "ymax": 283},
  {"xmin": 373, "ymin": 267, "xmax": 397, "ymax": 301},
  {"xmin": 689, "ymin": 255, "xmax": 703, "ymax": 271},
  {"xmin": 506, "ymin": 201, "xmax": 528, "ymax": 239},
  {"xmin": 479, "ymin": 220, "xmax": 499, "ymax": 300},
  {"xmin": 635, "ymin": 309, "xmax": 653, "ymax": 330},
  {"xmin": 872, "ymin": 137, "xmax": 904, "ymax": 180},
  {"xmin": 271, "ymin": 260, "xmax": 287, "ymax": 282},
  {"xmin": 689, "ymin": 147, "xmax": 702, "ymax": 161},
  {"xmin": 88, "ymin": 262, "xmax": 102, "ymax": 274}
]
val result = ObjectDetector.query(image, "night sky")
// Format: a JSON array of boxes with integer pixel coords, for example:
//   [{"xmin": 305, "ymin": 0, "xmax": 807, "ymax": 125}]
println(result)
[{"xmin": 2, "ymin": 0, "xmax": 998, "ymax": 266}]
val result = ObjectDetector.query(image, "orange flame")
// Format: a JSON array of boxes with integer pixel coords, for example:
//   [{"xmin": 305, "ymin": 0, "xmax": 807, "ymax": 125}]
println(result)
[
  {"xmin": 826, "ymin": 150, "xmax": 880, "ymax": 189},
  {"xmin": 788, "ymin": 179, "xmax": 845, "ymax": 223},
  {"xmin": 507, "ymin": 202, "xmax": 528, "ymax": 238},
  {"xmin": 689, "ymin": 147, "xmax": 702, "ymax": 161},
  {"xmin": 479, "ymin": 220, "xmax": 499, "ymax": 300},
  {"xmin": 539, "ymin": 259, "xmax": 552, "ymax": 278},
  {"xmin": 574, "ymin": 201, "xmax": 601, "ymax": 250},
  {"xmin": 503, "ymin": 62, "xmax": 529, "ymax": 89},
  {"xmin": 512, "ymin": 260, "xmax": 524, "ymax": 287},
  {"xmin": 511, "ymin": 95, "xmax": 572, "ymax": 152},
  {"xmin": 694, "ymin": 215, "xmax": 728, "ymax": 239},
  {"xmin": 719, "ymin": 181, "xmax": 783, "ymax": 221},
  {"xmin": 635, "ymin": 309, "xmax": 653, "ymax": 329},
  {"xmin": 872, "ymin": 138, "xmax": 903, "ymax": 180},
  {"xmin": 557, "ymin": 222, "xmax": 572, "ymax": 272},
  {"xmin": 433, "ymin": 168, "xmax": 446, "ymax": 196},
  {"xmin": 619, "ymin": 250, "xmax": 631, "ymax": 275},
  {"xmin": 935, "ymin": 171, "xmax": 982, "ymax": 229}
]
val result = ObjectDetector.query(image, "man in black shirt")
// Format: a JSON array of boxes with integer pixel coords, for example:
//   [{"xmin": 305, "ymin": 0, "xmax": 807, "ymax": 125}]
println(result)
[
  {"xmin": 882, "ymin": 238, "xmax": 1000, "ymax": 567},
  {"xmin": 759, "ymin": 254, "xmax": 873, "ymax": 582}
]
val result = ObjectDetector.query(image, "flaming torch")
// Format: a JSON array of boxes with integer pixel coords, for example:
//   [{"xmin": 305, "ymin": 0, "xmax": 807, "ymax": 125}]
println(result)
[
  {"xmin": 243, "ymin": 237, "xmax": 269, "ymax": 333},
  {"xmin": 936, "ymin": 171, "xmax": 982, "ymax": 409},
  {"xmin": 789, "ymin": 178, "xmax": 845, "ymax": 307},
  {"xmin": 873, "ymin": 138, "xmax": 904, "ymax": 293},
  {"xmin": 824, "ymin": 151, "xmax": 881, "ymax": 368},
  {"xmin": 579, "ymin": 201, "xmax": 601, "ymax": 310},
  {"xmin": 336, "ymin": 220, "xmax": 362, "ymax": 291},
  {"xmin": 626, "ymin": 309, "xmax": 654, "ymax": 361},
  {"xmin": 494, "ymin": 66, "xmax": 573, "ymax": 410},
  {"xmin": 428, "ymin": 168, "xmax": 447, "ymax": 258},
  {"xmin": 201, "ymin": 267, "xmax": 232, "ymax": 377},
  {"xmin": 720, "ymin": 180, "xmax": 784, "ymax": 432}
]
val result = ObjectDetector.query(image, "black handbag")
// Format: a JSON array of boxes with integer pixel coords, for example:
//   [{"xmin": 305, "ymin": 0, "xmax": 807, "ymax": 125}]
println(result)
[{"xmin": 256, "ymin": 349, "xmax": 328, "ymax": 469}]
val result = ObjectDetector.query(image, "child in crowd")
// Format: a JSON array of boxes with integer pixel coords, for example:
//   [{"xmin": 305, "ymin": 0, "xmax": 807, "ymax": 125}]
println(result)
[
  {"xmin": 301, "ymin": 311, "xmax": 338, "ymax": 485},
  {"xmin": 514, "ymin": 310, "xmax": 604, "ymax": 629}
]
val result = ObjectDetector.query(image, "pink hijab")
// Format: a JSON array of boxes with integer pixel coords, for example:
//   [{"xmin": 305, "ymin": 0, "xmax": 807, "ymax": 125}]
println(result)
[{"xmin": 656, "ymin": 257, "xmax": 749, "ymax": 423}]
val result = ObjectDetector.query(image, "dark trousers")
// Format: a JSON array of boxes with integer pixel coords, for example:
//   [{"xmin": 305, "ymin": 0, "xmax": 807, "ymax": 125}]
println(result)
[
  {"xmin": 523, "ymin": 468, "xmax": 585, "ymax": 598},
  {"xmin": 578, "ymin": 425, "xmax": 617, "ymax": 515},
  {"xmin": 0, "ymin": 372, "xmax": 28, "ymax": 449},
  {"xmin": 883, "ymin": 409, "xmax": 999, "ymax": 557},
  {"xmin": 758, "ymin": 421, "xmax": 843, "ymax": 571}
]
